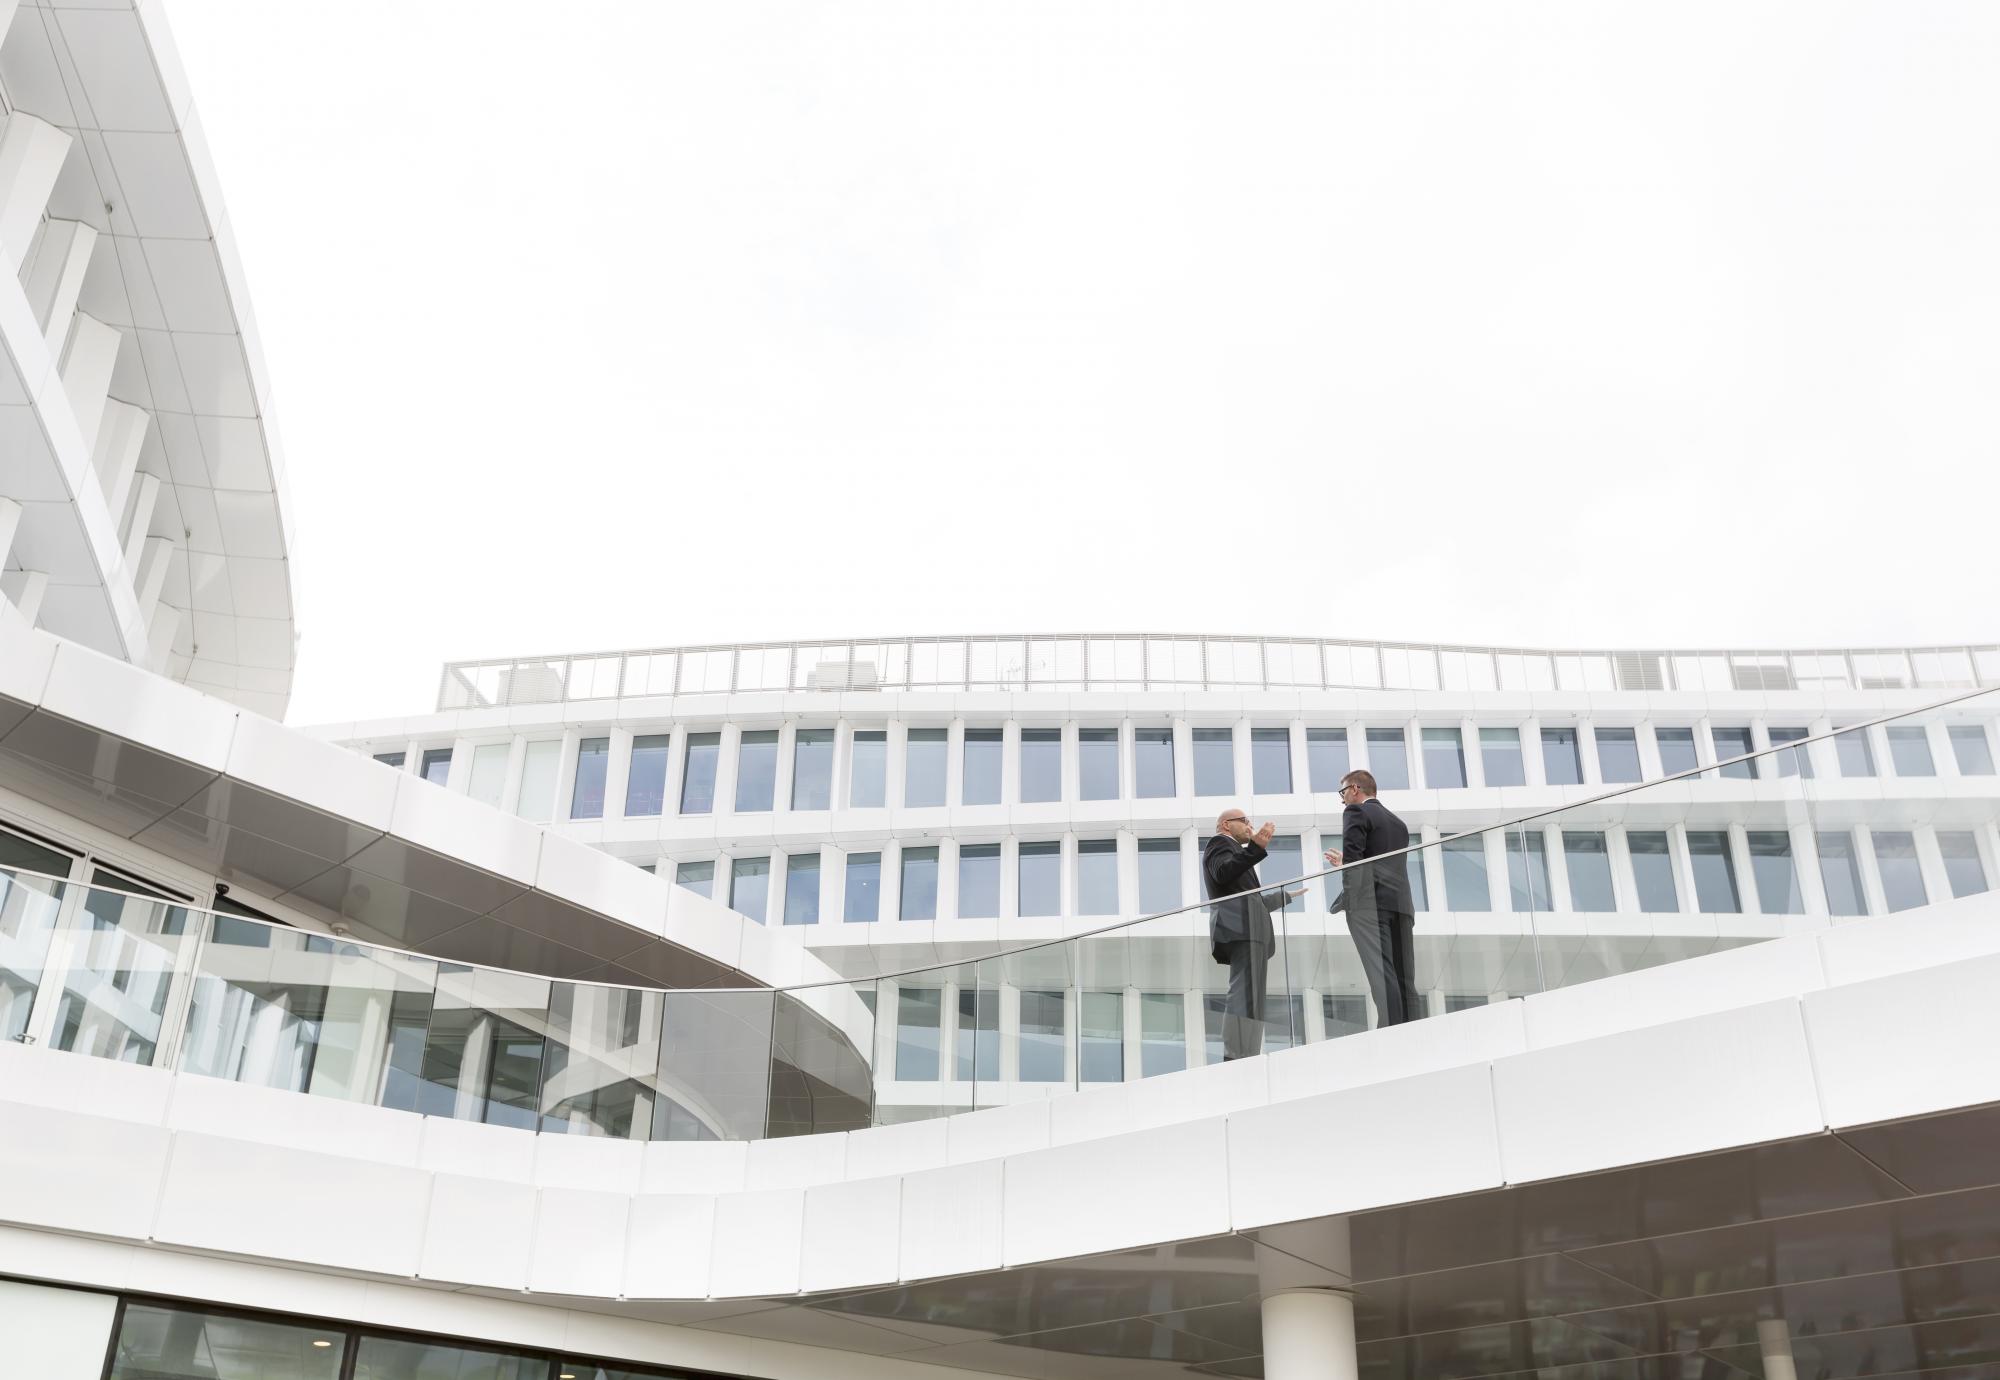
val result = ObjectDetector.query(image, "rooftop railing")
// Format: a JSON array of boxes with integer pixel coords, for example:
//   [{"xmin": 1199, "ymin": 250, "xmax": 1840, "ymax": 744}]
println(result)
[
  {"xmin": 6, "ymin": 686, "xmax": 1996, "ymax": 1140},
  {"xmin": 436, "ymin": 635, "xmax": 2000, "ymax": 710}
]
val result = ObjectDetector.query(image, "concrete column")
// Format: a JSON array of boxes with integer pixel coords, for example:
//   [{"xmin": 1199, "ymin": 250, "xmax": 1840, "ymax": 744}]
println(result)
[
  {"xmin": 713, "ymin": 723, "xmax": 742, "ymax": 816},
  {"xmin": 945, "ymin": 718, "xmax": 965, "ymax": 807},
  {"xmin": 1853, "ymin": 826, "xmax": 1891, "ymax": 917},
  {"xmin": 60, "ymin": 311, "xmax": 122, "ymax": 453},
  {"xmin": 1728, "ymin": 823, "xmax": 1762, "ymax": 916},
  {"xmin": 602, "ymin": 726, "xmax": 634, "ymax": 819},
  {"xmin": 1758, "ymin": 1319, "xmax": 1797, "ymax": 1380},
  {"xmin": 1914, "ymin": 827, "xmax": 1954, "ymax": 905},
  {"xmin": 95, "ymin": 401, "xmax": 148, "ymax": 518},
  {"xmin": 0, "ymin": 112, "xmax": 71, "ymax": 265},
  {"xmin": 1607, "ymin": 826, "xmax": 1638, "ymax": 913},
  {"xmin": 1521, "ymin": 716, "xmax": 1547, "ymax": 787},
  {"xmin": 1171, "ymin": 719, "xmax": 1194, "ymax": 803},
  {"xmin": 20, "ymin": 217, "xmax": 95, "ymax": 356},
  {"xmin": 936, "ymin": 837, "xmax": 960, "ymax": 921},
  {"xmin": 1003, "ymin": 718, "xmax": 1023, "ymax": 804},
  {"xmin": 1062, "ymin": 720, "xmax": 1081, "ymax": 802},
  {"xmin": 1461, "ymin": 717, "xmax": 1485, "ymax": 789},
  {"xmin": 1576, "ymin": 721, "xmax": 1603, "ymax": 786},
  {"xmin": 1792, "ymin": 823, "xmax": 1831, "ymax": 918},
  {"xmin": 1231, "ymin": 720, "xmax": 1253, "ymax": 799},
  {"xmin": 886, "ymin": 722, "xmax": 908, "ymax": 809},
  {"xmin": 772, "ymin": 722, "xmax": 797, "ymax": 812},
  {"xmin": 1404, "ymin": 717, "xmax": 1424, "ymax": 790},
  {"xmin": 1262, "ymin": 1290, "xmax": 1357, "ymax": 1380},
  {"xmin": 122, "ymin": 472, "xmax": 161, "ymax": 570}
]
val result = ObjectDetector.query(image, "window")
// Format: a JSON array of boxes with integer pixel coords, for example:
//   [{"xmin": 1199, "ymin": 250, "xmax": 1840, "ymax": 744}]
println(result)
[
  {"xmin": 1628, "ymin": 832, "xmax": 1679, "ymax": 913},
  {"xmin": 1138, "ymin": 837, "xmax": 1183, "ymax": 914},
  {"xmin": 1202, "ymin": 993, "xmax": 1228, "ymax": 1066},
  {"xmin": 625, "ymin": 734, "xmax": 671, "ymax": 816},
  {"xmin": 1079, "ymin": 728, "xmax": 1120, "ymax": 800},
  {"xmin": 1192, "ymin": 728, "xmax": 1234, "ymax": 795},
  {"xmin": 1710, "ymin": 726, "xmax": 1756, "ymax": 779},
  {"xmin": 900, "ymin": 846, "xmax": 939, "ymax": 920},
  {"xmin": 1563, "ymin": 831, "xmax": 1615, "ymax": 912},
  {"xmin": 1422, "ymin": 728, "xmax": 1466, "ymax": 789},
  {"xmin": 1747, "ymin": 832, "xmax": 1802, "ymax": 914},
  {"xmin": 850, "ymin": 730, "xmax": 887, "ymax": 806},
  {"xmin": 1949, "ymin": 724, "xmax": 1996, "ymax": 775},
  {"xmin": 961, "ymin": 728, "xmax": 1003, "ymax": 805},
  {"xmin": 896, "ymin": 987, "xmax": 942, "ymax": 1080},
  {"xmin": 1655, "ymin": 726, "xmax": 1699, "ymax": 776},
  {"xmin": 1081, "ymin": 991, "xmax": 1123, "ymax": 1082},
  {"xmin": 1815, "ymin": 832, "xmax": 1867, "ymax": 916},
  {"xmin": 734, "ymin": 730, "xmax": 778, "ymax": 811},
  {"xmin": 1252, "ymin": 727, "xmax": 1292, "ymax": 793},
  {"xmin": 1873, "ymin": 831, "xmax": 1926, "ymax": 912},
  {"xmin": 108, "ymin": 1301, "xmax": 348, "ymax": 1378},
  {"xmin": 1441, "ymin": 834, "xmax": 1490, "ymax": 911},
  {"xmin": 1020, "ymin": 990, "xmax": 1066, "ymax": 1081},
  {"xmin": 0, "ymin": 822, "xmax": 75, "ymax": 876},
  {"xmin": 783, "ymin": 852, "xmax": 820, "ymax": 925},
  {"xmin": 1886, "ymin": 726, "xmax": 1935, "ymax": 777},
  {"xmin": 1019, "ymin": 841, "xmax": 1061, "ymax": 917},
  {"xmin": 905, "ymin": 728, "xmax": 947, "ymax": 807},
  {"xmin": 1596, "ymin": 727, "xmax": 1642, "ymax": 784},
  {"xmin": 1077, "ymin": 839, "xmax": 1119, "ymax": 915},
  {"xmin": 1541, "ymin": 728, "xmax": 1582, "ymax": 786},
  {"xmin": 957, "ymin": 988, "xmax": 998, "ymax": 1081},
  {"xmin": 1322, "ymin": 993, "xmax": 1369, "ymax": 1039},
  {"xmin": 958, "ymin": 843, "xmax": 1001, "ymax": 918},
  {"xmin": 1140, "ymin": 992, "xmax": 1187, "ymax": 1076},
  {"xmin": 1265, "ymin": 834, "xmax": 1304, "ymax": 912},
  {"xmin": 674, "ymin": 859, "xmax": 713, "ymax": 899},
  {"xmin": 844, "ymin": 852, "xmax": 881, "ymax": 922},
  {"xmin": 1507, "ymin": 831, "xmax": 1551, "ymax": 911},
  {"xmin": 569, "ymin": 739, "xmax": 607, "ymax": 818},
  {"xmin": 1367, "ymin": 728, "xmax": 1410, "ymax": 791},
  {"xmin": 420, "ymin": 747, "xmax": 452, "ymax": 786},
  {"xmin": 1134, "ymin": 727, "xmax": 1175, "ymax": 797},
  {"xmin": 1834, "ymin": 725, "xmax": 1876, "ymax": 778},
  {"xmin": 1307, "ymin": 728, "xmax": 1350, "ymax": 792},
  {"xmin": 1408, "ymin": 839, "xmax": 1429, "ymax": 912},
  {"xmin": 729, "ymin": 856, "xmax": 770, "ymax": 923},
  {"xmin": 1769, "ymin": 725, "xmax": 1813, "ymax": 779},
  {"xmin": 1263, "ymin": 993, "xmax": 1307, "ymax": 1052},
  {"xmin": 1938, "ymin": 832, "xmax": 1989, "ymax": 898},
  {"xmin": 680, "ymin": 733, "xmax": 720, "ymax": 813},
  {"xmin": 373, "ymin": 751, "xmax": 405, "ymax": 769},
  {"xmin": 1687, "ymin": 831, "xmax": 1742, "ymax": 913},
  {"xmin": 1480, "ymin": 727, "xmax": 1525, "ymax": 787},
  {"xmin": 467, "ymin": 742, "xmax": 509, "ymax": 807},
  {"xmin": 791, "ymin": 729, "xmax": 834, "ymax": 809},
  {"xmin": 1022, "ymin": 728, "xmax": 1063, "ymax": 802}
]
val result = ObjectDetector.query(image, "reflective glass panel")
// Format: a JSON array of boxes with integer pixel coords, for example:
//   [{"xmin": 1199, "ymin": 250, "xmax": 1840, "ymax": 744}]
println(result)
[
  {"xmin": 373, "ymin": 751, "xmax": 405, "ymax": 768},
  {"xmin": 957, "ymin": 986, "xmax": 998, "ymax": 1081},
  {"xmin": 1192, "ymin": 728, "xmax": 1234, "ymax": 796},
  {"xmin": 539, "ymin": 981, "xmax": 664, "ymax": 1137},
  {"xmin": 1018, "ymin": 842, "xmax": 1061, "ymax": 917},
  {"xmin": 1541, "ymin": 728, "xmax": 1582, "ymax": 786},
  {"xmin": 674, "ymin": 859, "xmax": 713, "ymax": 899},
  {"xmin": 1873, "ymin": 831, "xmax": 1927, "ymax": 911},
  {"xmin": 1655, "ymin": 726, "xmax": 1699, "ymax": 776},
  {"xmin": 49, "ymin": 884, "xmax": 195, "ymax": 1064},
  {"xmin": 679, "ymin": 733, "xmax": 720, "ymax": 813},
  {"xmin": 1251, "ymin": 727, "xmax": 1292, "ymax": 793},
  {"xmin": 1507, "ymin": 831, "xmax": 1551, "ymax": 911},
  {"xmin": 1563, "ymin": 831, "xmax": 1615, "ymax": 912},
  {"xmin": 1816, "ymin": 831, "xmax": 1868, "ymax": 916},
  {"xmin": 1711, "ymin": 725, "xmax": 1756, "ymax": 779},
  {"xmin": 1422, "ymin": 728, "xmax": 1466, "ymax": 789},
  {"xmin": 1307, "ymin": 728, "xmax": 1350, "ymax": 792},
  {"xmin": 1021, "ymin": 728, "xmax": 1063, "ymax": 802},
  {"xmin": 1938, "ymin": 832, "xmax": 1990, "ymax": 898},
  {"xmin": 412, "ymin": 966, "xmax": 551, "ymax": 1129},
  {"xmin": 1140, "ymin": 992, "xmax": 1187, "ymax": 1076},
  {"xmin": 1835, "ymin": 725, "xmax": 1876, "ymax": 777},
  {"xmin": 1134, "ymin": 727, "xmax": 1176, "ymax": 797},
  {"xmin": 569, "ymin": 738, "xmax": 607, "ymax": 818},
  {"xmin": 516, "ymin": 739, "xmax": 560, "ymax": 822},
  {"xmin": 1265, "ymin": 834, "xmax": 1304, "ymax": 912},
  {"xmin": 791, "ymin": 729, "xmax": 834, "ymax": 809},
  {"xmin": 850, "ymin": 730, "xmax": 887, "ymax": 806},
  {"xmin": 963, "ymin": 728, "xmax": 1003, "ymax": 805},
  {"xmin": 734, "ymin": 730, "xmax": 778, "ymax": 812},
  {"xmin": 1441, "ymin": 834, "xmax": 1489, "ymax": 911},
  {"xmin": 1769, "ymin": 725, "xmax": 1814, "ymax": 779},
  {"xmin": 1409, "ymin": 841, "xmax": 1429, "ymax": 912},
  {"xmin": 1138, "ymin": 837, "xmax": 1183, "ymax": 914},
  {"xmin": 958, "ymin": 844, "xmax": 1001, "ymax": 918},
  {"xmin": 1077, "ymin": 839, "xmax": 1119, "ymax": 915},
  {"xmin": 1322, "ymin": 992, "xmax": 1369, "ymax": 1039},
  {"xmin": 1081, "ymin": 991, "xmax": 1123, "ymax": 1082},
  {"xmin": 1079, "ymin": 728, "xmax": 1120, "ymax": 800},
  {"xmin": 1020, "ymin": 989, "xmax": 1065, "ymax": 1081},
  {"xmin": 895, "ymin": 987, "xmax": 941, "ymax": 1080},
  {"xmin": 1748, "ymin": 831, "xmax": 1803, "ymax": 914},
  {"xmin": 1949, "ymin": 724, "xmax": 1996, "ymax": 775},
  {"xmin": 1687, "ymin": 831, "xmax": 1742, "ymax": 913},
  {"xmin": 900, "ymin": 846, "xmax": 939, "ymax": 920},
  {"xmin": 1628, "ymin": 831, "xmax": 1679, "ymax": 913},
  {"xmin": 1367, "ymin": 728, "xmax": 1409, "ymax": 791},
  {"xmin": 905, "ymin": 728, "xmax": 947, "ymax": 807},
  {"xmin": 783, "ymin": 852, "xmax": 821, "ymax": 925},
  {"xmin": 1886, "ymin": 725, "xmax": 1935, "ymax": 776},
  {"xmin": 420, "ymin": 747, "xmax": 452, "ymax": 786},
  {"xmin": 729, "ymin": 856, "xmax": 769, "ymax": 923},
  {"xmin": 109, "ymin": 1301, "xmax": 345, "ymax": 1379},
  {"xmin": 0, "ymin": 865, "xmax": 65, "ymax": 1042},
  {"xmin": 1596, "ymin": 727, "xmax": 1642, "ymax": 784},
  {"xmin": 1480, "ymin": 727, "xmax": 1525, "ymax": 787},
  {"xmin": 625, "ymin": 734, "xmax": 671, "ymax": 816},
  {"xmin": 844, "ymin": 852, "xmax": 881, "ymax": 922},
  {"xmin": 467, "ymin": 742, "xmax": 509, "ymax": 807}
]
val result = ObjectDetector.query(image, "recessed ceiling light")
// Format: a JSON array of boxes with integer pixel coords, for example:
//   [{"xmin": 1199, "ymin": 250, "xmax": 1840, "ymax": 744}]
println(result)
[
  {"xmin": 560, "ymin": 1373, "xmax": 576, "ymax": 1379},
  {"xmin": 311, "ymin": 1339, "xmax": 333, "ymax": 1349}
]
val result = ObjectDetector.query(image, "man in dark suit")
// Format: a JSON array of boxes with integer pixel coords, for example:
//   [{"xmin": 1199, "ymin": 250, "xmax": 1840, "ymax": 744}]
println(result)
[
  {"xmin": 1203, "ymin": 808, "xmax": 1303, "ymax": 1060},
  {"xmin": 1323, "ymin": 769, "xmax": 1421, "ymax": 1026}
]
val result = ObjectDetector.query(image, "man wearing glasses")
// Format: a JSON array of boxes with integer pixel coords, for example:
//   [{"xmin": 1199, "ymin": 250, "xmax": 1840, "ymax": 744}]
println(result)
[
  {"xmin": 1324, "ymin": 770, "xmax": 1420, "ymax": 1026},
  {"xmin": 1204, "ymin": 809, "xmax": 1304, "ymax": 1060}
]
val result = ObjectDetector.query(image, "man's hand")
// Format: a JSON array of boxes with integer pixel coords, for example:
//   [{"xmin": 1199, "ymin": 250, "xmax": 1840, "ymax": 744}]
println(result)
[
  {"xmin": 1253, "ymin": 821, "xmax": 1276, "ymax": 847},
  {"xmin": 1322, "ymin": 848, "xmax": 1343, "ymax": 866},
  {"xmin": 1284, "ymin": 887, "xmax": 1306, "ymax": 901}
]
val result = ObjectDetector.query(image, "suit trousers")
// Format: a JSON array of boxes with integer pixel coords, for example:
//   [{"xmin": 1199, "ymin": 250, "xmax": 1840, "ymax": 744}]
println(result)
[
  {"xmin": 1346, "ymin": 905, "xmax": 1421, "ymax": 1026},
  {"xmin": 1220, "ymin": 940, "xmax": 1270, "ymax": 1060}
]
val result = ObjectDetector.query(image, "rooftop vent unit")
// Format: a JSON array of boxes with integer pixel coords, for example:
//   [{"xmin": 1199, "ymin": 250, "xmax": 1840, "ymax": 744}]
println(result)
[
  {"xmin": 809, "ymin": 659, "xmax": 880, "ymax": 691},
  {"xmin": 500, "ymin": 663, "xmax": 567, "ymax": 705},
  {"xmin": 1614, "ymin": 654, "xmax": 1665, "ymax": 691}
]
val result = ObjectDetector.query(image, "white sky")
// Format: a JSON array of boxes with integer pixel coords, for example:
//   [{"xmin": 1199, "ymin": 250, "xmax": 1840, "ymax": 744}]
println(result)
[{"xmin": 163, "ymin": 1, "xmax": 2000, "ymax": 726}]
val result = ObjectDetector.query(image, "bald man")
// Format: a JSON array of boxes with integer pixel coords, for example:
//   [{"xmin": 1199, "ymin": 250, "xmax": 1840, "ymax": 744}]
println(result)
[{"xmin": 1203, "ymin": 808, "xmax": 1303, "ymax": 1060}]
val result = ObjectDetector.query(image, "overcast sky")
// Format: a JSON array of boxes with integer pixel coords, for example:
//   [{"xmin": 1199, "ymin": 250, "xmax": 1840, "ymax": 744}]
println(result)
[{"xmin": 164, "ymin": 2, "xmax": 2000, "ymax": 726}]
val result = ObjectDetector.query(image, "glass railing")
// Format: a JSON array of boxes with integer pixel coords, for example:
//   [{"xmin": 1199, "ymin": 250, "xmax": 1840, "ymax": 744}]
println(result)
[{"xmin": 5, "ymin": 687, "xmax": 1996, "ymax": 1141}]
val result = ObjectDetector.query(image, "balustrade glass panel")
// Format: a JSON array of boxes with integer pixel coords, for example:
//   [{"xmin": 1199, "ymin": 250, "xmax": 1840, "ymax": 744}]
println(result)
[
  {"xmin": 0, "ymin": 864, "xmax": 66, "ymax": 1042},
  {"xmin": 48, "ymin": 884, "xmax": 197, "ymax": 1065}
]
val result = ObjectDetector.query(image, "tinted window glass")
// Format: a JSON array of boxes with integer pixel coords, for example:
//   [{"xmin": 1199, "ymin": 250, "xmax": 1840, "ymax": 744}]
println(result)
[
  {"xmin": 905, "ymin": 729, "xmax": 947, "ymax": 807},
  {"xmin": 1628, "ymin": 831, "xmax": 1678, "ymax": 913},
  {"xmin": 1307, "ymin": 728, "xmax": 1349, "ymax": 791},
  {"xmin": 900, "ymin": 846, "xmax": 939, "ymax": 919},
  {"xmin": 1367, "ymin": 728, "xmax": 1409, "ymax": 791},
  {"xmin": 1021, "ymin": 728, "xmax": 1063, "ymax": 802},
  {"xmin": 844, "ymin": 852, "xmax": 880, "ymax": 921},
  {"xmin": 626, "ymin": 734, "xmax": 671, "ymax": 816},
  {"xmin": 1019, "ymin": 990, "xmax": 1065, "ymax": 1081},
  {"xmin": 729, "ymin": 856, "xmax": 769, "ymax": 922},
  {"xmin": 1710, "ymin": 726, "xmax": 1756, "ymax": 779},
  {"xmin": 1507, "ymin": 830, "xmax": 1551, "ymax": 911},
  {"xmin": 1077, "ymin": 839, "xmax": 1119, "ymax": 915},
  {"xmin": 1423, "ymin": 728, "xmax": 1466, "ymax": 789},
  {"xmin": 1480, "ymin": 727, "xmax": 1524, "ymax": 787},
  {"xmin": 783, "ymin": 852, "xmax": 820, "ymax": 925},
  {"xmin": 1192, "ymin": 728, "xmax": 1234, "ymax": 795},
  {"xmin": 734, "ymin": 730, "xmax": 779, "ymax": 812},
  {"xmin": 1886, "ymin": 726, "xmax": 1935, "ymax": 776},
  {"xmin": 1441, "ymin": 834, "xmax": 1489, "ymax": 911},
  {"xmin": 958, "ymin": 843, "xmax": 1001, "ymax": 918},
  {"xmin": 1134, "ymin": 728, "xmax": 1175, "ymax": 798},
  {"xmin": 1949, "ymin": 724, "xmax": 1996, "ymax": 775},
  {"xmin": 1834, "ymin": 726, "xmax": 1876, "ymax": 777},
  {"xmin": 569, "ymin": 739, "xmax": 606, "ymax": 818},
  {"xmin": 1019, "ymin": 841, "xmax": 1061, "ymax": 917},
  {"xmin": 1596, "ymin": 727, "xmax": 1641, "ymax": 784},
  {"xmin": 1939, "ymin": 832, "xmax": 1990, "ymax": 899},
  {"xmin": 1563, "ymin": 831, "xmax": 1614, "ymax": 911},
  {"xmin": 1816, "ymin": 832, "xmax": 1867, "ymax": 916},
  {"xmin": 896, "ymin": 987, "xmax": 941, "ymax": 1080},
  {"xmin": 1687, "ymin": 831, "xmax": 1741, "ymax": 913},
  {"xmin": 674, "ymin": 859, "xmax": 713, "ymax": 899},
  {"xmin": 1079, "ymin": 729, "xmax": 1120, "ymax": 800},
  {"xmin": 1655, "ymin": 726, "xmax": 1698, "ymax": 776},
  {"xmin": 791, "ymin": 729, "xmax": 834, "ymax": 809},
  {"xmin": 680, "ymin": 733, "xmax": 719, "ymax": 813},
  {"xmin": 850, "ymin": 730, "xmax": 887, "ymax": 807},
  {"xmin": 1748, "ymin": 831, "xmax": 1802, "ymax": 914},
  {"xmin": 962, "ymin": 728, "xmax": 1003, "ymax": 805},
  {"xmin": 1541, "ymin": 729, "xmax": 1581, "ymax": 786},
  {"xmin": 1251, "ymin": 728, "xmax": 1292, "ymax": 793},
  {"xmin": 1138, "ymin": 837, "xmax": 1183, "ymax": 914},
  {"xmin": 1873, "ymin": 831, "xmax": 1926, "ymax": 911}
]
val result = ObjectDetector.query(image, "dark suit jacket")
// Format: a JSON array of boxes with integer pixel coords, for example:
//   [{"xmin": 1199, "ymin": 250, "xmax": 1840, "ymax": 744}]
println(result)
[
  {"xmin": 1202, "ymin": 834, "xmax": 1289, "ymax": 962},
  {"xmin": 1329, "ymin": 797, "xmax": 1414, "ymax": 920}
]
